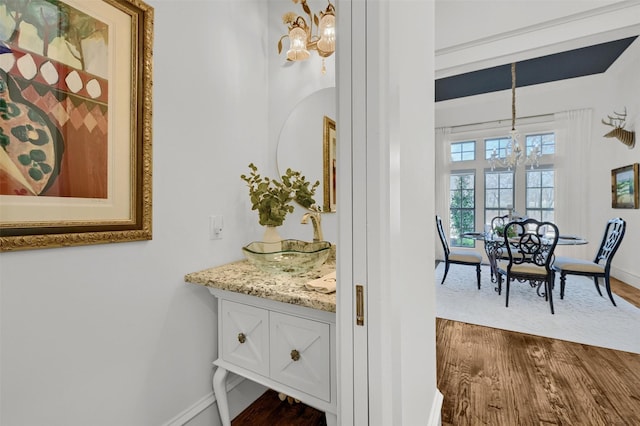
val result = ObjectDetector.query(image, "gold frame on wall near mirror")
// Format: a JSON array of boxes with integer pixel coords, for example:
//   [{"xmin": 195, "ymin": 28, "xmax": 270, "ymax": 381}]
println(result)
[{"xmin": 323, "ymin": 116, "xmax": 337, "ymax": 212}]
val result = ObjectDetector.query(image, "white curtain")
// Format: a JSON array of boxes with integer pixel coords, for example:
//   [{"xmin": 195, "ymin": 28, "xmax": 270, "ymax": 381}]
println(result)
[
  {"xmin": 434, "ymin": 127, "xmax": 451, "ymax": 260},
  {"xmin": 554, "ymin": 108, "xmax": 592, "ymax": 258}
]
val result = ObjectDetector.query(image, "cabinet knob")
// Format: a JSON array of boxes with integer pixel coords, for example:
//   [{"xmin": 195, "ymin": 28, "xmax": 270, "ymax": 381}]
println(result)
[
  {"xmin": 238, "ymin": 333, "xmax": 246, "ymax": 344},
  {"xmin": 290, "ymin": 349, "xmax": 300, "ymax": 361}
]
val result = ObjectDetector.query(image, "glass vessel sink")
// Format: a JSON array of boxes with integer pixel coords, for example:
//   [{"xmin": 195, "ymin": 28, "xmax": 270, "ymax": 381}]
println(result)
[{"xmin": 242, "ymin": 240, "xmax": 332, "ymax": 275}]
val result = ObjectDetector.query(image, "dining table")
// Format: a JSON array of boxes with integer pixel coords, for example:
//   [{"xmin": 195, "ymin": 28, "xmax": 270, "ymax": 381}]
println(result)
[{"xmin": 462, "ymin": 231, "xmax": 588, "ymax": 284}]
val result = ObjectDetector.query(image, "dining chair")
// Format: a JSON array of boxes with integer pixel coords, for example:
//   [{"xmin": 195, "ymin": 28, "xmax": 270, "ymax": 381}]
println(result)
[
  {"xmin": 483, "ymin": 214, "xmax": 522, "ymax": 282},
  {"xmin": 436, "ymin": 215, "xmax": 482, "ymax": 289},
  {"xmin": 489, "ymin": 214, "xmax": 513, "ymax": 265},
  {"xmin": 496, "ymin": 218, "xmax": 560, "ymax": 314},
  {"xmin": 491, "ymin": 214, "xmax": 510, "ymax": 233},
  {"xmin": 552, "ymin": 217, "xmax": 626, "ymax": 306}
]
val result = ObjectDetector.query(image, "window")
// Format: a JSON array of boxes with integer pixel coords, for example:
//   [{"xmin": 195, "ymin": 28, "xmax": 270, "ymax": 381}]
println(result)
[
  {"xmin": 486, "ymin": 133, "xmax": 556, "ymax": 159},
  {"xmin": 485, "ymin": 170, "xmax": 514, "ymax": 223},
  {"xmin": 448, "ymin": 128, "xmax": 555, "ymax": 244},
  {"xmin": 526, "ymin": 133, "xmax": 555, "ymax": 155},
  {"xmin": 451, "ymin": 141, "xmax": 476, "ymax": 162},
  {"xmin": 526, "ymin": 168, "xmax": 555, "ymax": 222},
  {"xmin": 485, "ymin": 137, "xmax": 511, "ymax": 160},
  {"xmin": 449, "ymin": 172, "xmax": 475, "ymax": 247}
]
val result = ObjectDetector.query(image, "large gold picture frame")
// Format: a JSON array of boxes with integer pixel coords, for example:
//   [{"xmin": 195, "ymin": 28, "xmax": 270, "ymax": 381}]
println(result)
[
  {"xmin": 0, "ymin": 0, "xmax": 153, "ymax": 251},
  {"xmin": 611, "ymin": 163, "xmax": 639, "ymax": 209}
]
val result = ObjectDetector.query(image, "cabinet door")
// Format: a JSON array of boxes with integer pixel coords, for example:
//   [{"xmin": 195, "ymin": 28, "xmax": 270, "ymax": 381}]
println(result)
[
  {"xmin": 220, "ymin": 300, "xmax": 269, "ymax": 376},
  {"xmin": 270, "ymin": 311, "xmax": 331, "ymax": 401}
]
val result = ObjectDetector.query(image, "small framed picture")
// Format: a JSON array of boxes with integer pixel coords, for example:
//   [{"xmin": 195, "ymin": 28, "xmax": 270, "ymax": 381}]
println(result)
[{"xmin": 611, "ymin": 163, "xmax": 639, "ymax": 209}]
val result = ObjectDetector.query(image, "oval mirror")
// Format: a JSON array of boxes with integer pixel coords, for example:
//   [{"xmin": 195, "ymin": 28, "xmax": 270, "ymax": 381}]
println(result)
[{"xmin": 277, "ymin": 87, "xmax": 336, "ymax": 212}]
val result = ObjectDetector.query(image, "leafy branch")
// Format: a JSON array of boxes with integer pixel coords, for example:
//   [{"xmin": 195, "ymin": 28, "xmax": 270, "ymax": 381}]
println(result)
[{"xmin": 240, "ymin": 163, "xmax": 320, "ymax": 227}]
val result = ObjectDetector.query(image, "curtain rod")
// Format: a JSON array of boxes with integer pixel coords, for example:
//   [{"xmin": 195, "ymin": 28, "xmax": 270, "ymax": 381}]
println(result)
[{"xmin": 446, "ymin": 113, "xmax": 555, "ymax": 134}]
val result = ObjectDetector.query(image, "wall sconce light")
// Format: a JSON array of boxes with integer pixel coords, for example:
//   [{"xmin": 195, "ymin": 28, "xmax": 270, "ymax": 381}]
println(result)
[{"xmin": 278, "ymin": 0, "xmax": 336, "ymax": 74}]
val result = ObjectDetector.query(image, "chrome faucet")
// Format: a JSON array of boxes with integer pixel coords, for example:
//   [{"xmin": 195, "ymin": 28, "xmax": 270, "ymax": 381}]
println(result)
[{"xmin": 301, "ymin": 211, "xmax": 323, "ymax": 242}]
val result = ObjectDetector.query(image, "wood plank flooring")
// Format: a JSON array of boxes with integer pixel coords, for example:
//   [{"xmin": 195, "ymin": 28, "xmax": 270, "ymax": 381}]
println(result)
[
  {"xmin": 437, "ymin": 277, "xmax": 640, "ymax": 426},
  {"xmin": 231, "ymin": 389, "xmax": 326, "ymax": 426},
  {"xmin": 232, "ymin": 278, "xmax": 640, "ymax": 425}
]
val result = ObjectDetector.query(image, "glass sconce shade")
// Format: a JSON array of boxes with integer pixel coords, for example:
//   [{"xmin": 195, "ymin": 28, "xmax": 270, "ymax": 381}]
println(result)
[
  {"xmin": 317, "ymin": 13, "xmax": 335, "ymax": 56},
  {"xmin": 279, "ymin": 1, "xmax": 335, "ymax": 70},
  {"xmin": 286, "ymin": 26, "xmax": 310, "ymax": 61}
]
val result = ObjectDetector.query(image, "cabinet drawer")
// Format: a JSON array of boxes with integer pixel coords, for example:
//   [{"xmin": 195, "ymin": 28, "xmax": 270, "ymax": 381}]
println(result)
[
  {"xmin": 269, "ymin": 311, "xmax": 331, "ymax": 401},
  {"xmin": 220, "ymin": 300, "xmax": 269, "ymax": 376}
]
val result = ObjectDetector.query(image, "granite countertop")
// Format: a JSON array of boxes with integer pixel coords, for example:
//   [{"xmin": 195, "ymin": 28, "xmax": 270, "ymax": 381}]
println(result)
[{"xmin": 184, "ymin": 259, "xmax": 336, "ymax": 313}]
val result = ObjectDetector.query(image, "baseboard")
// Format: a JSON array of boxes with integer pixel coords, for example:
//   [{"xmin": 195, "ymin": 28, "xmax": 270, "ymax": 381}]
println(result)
[
  {"xmin": 166, "ymin": 380, "xmax": 444, "ymax": 426},
  {"xmin": 162, "ymin": 373, "xmax": 245, "ymax": 426},
  {"xmin": 613, "ymin": 266, "xmax": 640, "ymax": 290},
  {"xmin": 428, "ymin": 389, "xmax": 444, "ymax": 426}
]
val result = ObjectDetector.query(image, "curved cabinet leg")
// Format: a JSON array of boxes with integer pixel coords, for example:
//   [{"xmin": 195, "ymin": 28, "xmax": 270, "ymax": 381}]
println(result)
[
  {"xmin": 325, "ymin": 411, "xmax": 337, "ymax": 426},
  {"xmin": 212, "ymin": 366, "xmax": 230, "ymax": 426}
]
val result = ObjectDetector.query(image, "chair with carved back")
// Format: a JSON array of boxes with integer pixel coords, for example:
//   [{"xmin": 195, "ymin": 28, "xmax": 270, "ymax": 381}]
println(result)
[
  {"xmin": 552, "ymin": 217, "xmax": 626, "ymax": 306},
  {"xmin": 496, "ymin": 218, "xmax": 560, "ymax": 314},
  {"xmin": 436, "ymin": 215, "xmax": 482, "ymax": 289},
  {"xmin": 491, "ymin": 214, "xmax": 510, "ymax": 234},
  {"xmin": 486, "ymin": 214, "xmax": 512, "ymax": 281}
]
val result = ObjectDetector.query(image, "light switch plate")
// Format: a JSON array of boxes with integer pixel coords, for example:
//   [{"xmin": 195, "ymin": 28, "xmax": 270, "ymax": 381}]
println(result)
[{"xmin": 210, "ymin": 215, "xmax": 223, "ymax": 239}]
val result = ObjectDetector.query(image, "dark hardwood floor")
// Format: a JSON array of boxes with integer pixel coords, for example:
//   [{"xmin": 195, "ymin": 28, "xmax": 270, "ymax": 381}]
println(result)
[
  {"xmin": 232, "ymin": 278, "xmax": 640, "ymax": 425},
  {"xmin": 232, "ymin": 389, "xmax": 326, "ymax": 426}
]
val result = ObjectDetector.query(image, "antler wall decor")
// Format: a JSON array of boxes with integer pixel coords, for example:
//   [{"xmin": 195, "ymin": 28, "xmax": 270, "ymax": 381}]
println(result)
[{"xmin": 602, "ymin": 107, "xmax": 636, "ymax": 149}]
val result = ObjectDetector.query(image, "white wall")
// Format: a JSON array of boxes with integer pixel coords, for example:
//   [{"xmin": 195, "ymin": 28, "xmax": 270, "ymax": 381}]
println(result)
[
  {"xmin": 0, "ymin": 1, "xmax": 270, "ymax": 424},
  {"xmin": 589, "ymin": 36, "xmax": 640, "ymax": 287}
]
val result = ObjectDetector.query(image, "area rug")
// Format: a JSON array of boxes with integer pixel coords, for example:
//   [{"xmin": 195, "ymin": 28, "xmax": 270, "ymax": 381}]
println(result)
[{"xmin": 435, "ymin": 263, "xmax": 640, "ymax": 354}]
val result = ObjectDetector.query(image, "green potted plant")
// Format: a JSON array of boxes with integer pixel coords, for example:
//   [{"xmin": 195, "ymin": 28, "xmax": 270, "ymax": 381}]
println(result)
[
  {"xmin": 494, "ymin": 224, "xmax": 517, "ymax": 238},
  {"xmin": 241, "ymin": 163, "xmax": 320, "ymax": 240}
]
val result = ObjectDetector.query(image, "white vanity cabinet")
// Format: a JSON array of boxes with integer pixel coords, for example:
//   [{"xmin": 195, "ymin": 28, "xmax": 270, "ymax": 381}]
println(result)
[
  {"xmin": 184, "ymin": 260, "xmax": 337, "ymax": 426},
  {"xmin": 211, "ymin": 289, "xmax": 336, "ymax": 426}
]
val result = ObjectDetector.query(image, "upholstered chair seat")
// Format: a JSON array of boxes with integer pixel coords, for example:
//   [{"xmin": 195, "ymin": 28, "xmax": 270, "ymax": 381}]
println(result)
[
  {"xmin": 552, "ymin": 257, "xmax": 605, "ymax": 274},
  {"xmin": 449, "ymin": 251, "xmax": 483, "ymax": 264},
  {"xmin": 497, "ymin": 260, "xmax": 548, "ymax": 276}
]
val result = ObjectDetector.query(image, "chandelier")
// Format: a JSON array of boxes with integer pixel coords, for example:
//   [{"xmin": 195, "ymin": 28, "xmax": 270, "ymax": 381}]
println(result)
[
  {"xmin": 489, "ymin": 63, "xmax": 541, "ymax": 171},
  {"xmin": 278, "ymin": 0, "xmax": 336, "ymax": 74}
]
